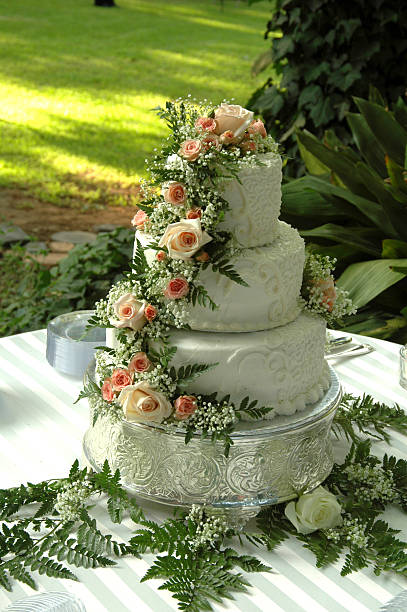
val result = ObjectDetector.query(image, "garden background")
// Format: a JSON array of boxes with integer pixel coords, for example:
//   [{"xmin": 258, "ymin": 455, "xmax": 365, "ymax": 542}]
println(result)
[{"xmin": 1, "ymin": 0, "xmax": 406, "ymax": 342}]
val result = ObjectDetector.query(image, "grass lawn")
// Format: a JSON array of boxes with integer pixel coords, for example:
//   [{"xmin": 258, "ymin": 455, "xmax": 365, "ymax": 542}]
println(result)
[{"xmin": 0, "ymin": 0, "xmax": 270, "ymax": 208}]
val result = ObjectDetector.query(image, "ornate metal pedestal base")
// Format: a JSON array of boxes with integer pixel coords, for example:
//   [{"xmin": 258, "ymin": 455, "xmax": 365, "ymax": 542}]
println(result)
[{"xmin": 83, "ymin": 367, "xmax": 341, "ymax": 525}]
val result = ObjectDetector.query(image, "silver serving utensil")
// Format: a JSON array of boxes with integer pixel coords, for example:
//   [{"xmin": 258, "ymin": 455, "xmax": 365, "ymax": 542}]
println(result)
[
  {"xmin": 326, "ymin": 343, "xmax": 375, "ymax": 359},
  {"xmin": 325, "ymin": 336, "xmax": 353, "ymax": 353}
]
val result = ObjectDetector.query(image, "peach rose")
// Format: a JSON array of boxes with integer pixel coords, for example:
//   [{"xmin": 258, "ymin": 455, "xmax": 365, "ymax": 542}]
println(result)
[
  {"xmin": 187, "ymin": 208, "xmax": 202, "ymax": 219},
  {"xmin": 102, "ymin": 378, "xmax": 114, "ymax": 402},
  {"xmin": 202, "ymin": 133, "xmax": 221, "ymax": 151},
  {"xmin": 131, "ymin": 210, "xmax": 148, "ymax": 230},
  {"xmin": 313, "ymin": 278, "xmax": 337, "ymax": 312},
  {"xmin": 248, "ymin": 119, "xmax": 267, "ymax": 138},
  {"xmin": 156, "ymin": 250, "xmax": 166, "ymax": 262},
  {"xmin": 144, "ymin": 303, "xmax": 157, "ymax": 321},
  {"xmin": 128, "ymin": 352, "xmax": 152, "ymax": 373},
  {"xmin": 174, "ymin": 395, "xmax": 198, "ymax": 420},
  {"xmin": 111, "ymin": 368, "xmax": 133, "ymax": 391},
  {"xmin": 118, "ymin": 381, "xmax": 173, "ymax": 423},
  {"xmin": 179, "ymin": 139, "xmax": 202, "ymax": 162},
  {"xmin": 164, "ymin": 277, "xmax": 189, "ymax": 299},
  {"xmin": 110, "ymin": 293, "xmax": 147, "ymax": 331},
  {"xmin": 214, "ymin": 104, "xmax": 254, "ymax": 139},
  {"xmin": 163, "ymin": 181, "xmax": 187, "ymax": 206},
  {"xmin": 158, "ymin": 218, "xmax": 212, "ymax": 261},
  {"xmin": 195, "ymin": 117, "xmax": 217, "ymax": 132}
]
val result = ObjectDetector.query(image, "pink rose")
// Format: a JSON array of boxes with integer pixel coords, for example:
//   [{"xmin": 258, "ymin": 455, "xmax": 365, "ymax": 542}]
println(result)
[
  {"xmin": 164, "ymin": 277, "xmax": 189, "ymax": 299},
  {"xmin": 156, "ymin": 250, "xmax": 166, "ymax": 262},
  {"xmin": 144, "ymin": 304, "xmax": 157, "ymax": 321},
  {"xmin": 195, "ymin": 117, "xmax": 217, "ymax": 132},
  {"xmin": 111, "ymin": 368, "xmax": 133, "ymax": 391},
  {"xmin": 174, "ymin": 395, "xmax": 198, "ymax": 420},
  {"xmin": 128, "ymin": 352, "xmax": 152, "ymax": 373},
  {"xmin": 214, "ymin": 104, "xmax": 254, "ymax": 139},
  {"xmin": 202, "ymin": 133, "xmax": 221, "ymax": 152},
  {"xmin": 187, "ymin": 208, "xmax": 202, "ymax": 219},
  {"xmin": 163, "ymin": 181, "xmax": 187, "ymax": 206},
  {"xmin": 248, "ymin": 119, "xmax": 267, "ymax": 138},
  {"xmin": 314, "ymin": 278, "xmax": 337, "ymax": 312},
  {"xmin": 131, "ymin": 210, "xmax": 148, "ymax": 229},
  {"xmin": 102, "ymin": 378, "xmax": 114, "ymax": 402},
  {"xmin": 179, "ymin": 139, "xmax": 202, "ymax": 162}
]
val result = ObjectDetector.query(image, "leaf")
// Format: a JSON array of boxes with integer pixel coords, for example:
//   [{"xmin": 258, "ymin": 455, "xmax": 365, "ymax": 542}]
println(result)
[
  {"xmin": 296, "ymin": 130, "xmax": 378, "ymax": 201},
  {"xmin": 251, "ymin": 48, "xmax": 274, "ymax": 77},
  {"xmin": 74, "ymin": 380, "xmax": 100, "ymax": 404},
  {"xmin": 346, "ymin": 112, "xmax": 387, "ymax": 176},
  {"xmin": 354, "ymin": 98, "xmax": 407, "ymax": 167},
  {"xmin": 300, "ymin": 224, "xmax": 381, "ymax": 257},
  {"xmin": 173, "ymin": 363, "xmax": 219, "ymax": 391},
  {"xmin": 382, "ymin": 240, "xmax": 407, "ymax": 258},
  {"xmin": 337, "ymin": 258, "xmax": 407, "ymax": 308}
]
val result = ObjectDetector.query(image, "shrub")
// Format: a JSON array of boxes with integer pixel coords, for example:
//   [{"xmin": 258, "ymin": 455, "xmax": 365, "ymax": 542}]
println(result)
[
  {"xmin": 0, "ymin": 228, "xmax": 134, "ymax": 337},
  {"xmin": 248, "ymin": 0, "xmax": 407, "ymax": 175},
  {"xmin": 281, "ymin": 93, "xmax": 407, "ymax": 341}
]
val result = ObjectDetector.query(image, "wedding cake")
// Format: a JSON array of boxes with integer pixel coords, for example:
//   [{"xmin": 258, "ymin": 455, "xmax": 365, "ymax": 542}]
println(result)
[{"xmin": 90, "ymin": 100, "xmax": 354, "ymax": 430}]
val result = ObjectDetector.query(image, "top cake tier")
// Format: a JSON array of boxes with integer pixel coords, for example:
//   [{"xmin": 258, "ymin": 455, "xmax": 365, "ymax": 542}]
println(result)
[{"xmin": 217, "ymin": 152, "xmax": 282, "ymax": 248}]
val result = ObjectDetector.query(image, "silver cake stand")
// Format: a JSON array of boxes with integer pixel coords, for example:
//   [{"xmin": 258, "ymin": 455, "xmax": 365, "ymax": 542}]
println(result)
[{"xmin": 83, "ymin": 365, "xmax": 342, "ymax": 525}]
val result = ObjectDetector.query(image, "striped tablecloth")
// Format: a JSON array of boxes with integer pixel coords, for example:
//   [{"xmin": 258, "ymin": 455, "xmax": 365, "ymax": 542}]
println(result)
[{"xmin": 1, "ymin": 329, "xmax": 407, "ymax": 612}]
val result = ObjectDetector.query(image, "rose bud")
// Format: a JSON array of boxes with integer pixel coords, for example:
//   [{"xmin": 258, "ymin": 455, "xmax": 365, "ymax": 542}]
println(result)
[
  {"xmin": 131, "ymin": 210, "xmax": 148, "ymax": 229},
  {"xmin": 102, "ymin": 378, "xmax": 114, "ymax": 402},
  {"xmin": 174, "ymin": 395, "xmax": 198, "ymax": 420},
  {"xmin": 196, "ymin": 251, "xmax": 210, "ymax": 262},
  {"xmin": 164, "ymin": 277, "xmax": 189, "ymax": 299},
  {"xmin": 195, "ymin": 117, "xmax": 218, "ymax": 132},
  {"xmin": 128, "ymin": 352, "xmax": 152, "ymax": 373},
  {"xmin": 187, "ymin": 208, "xmax": 202, "ymax": 220},
  {"xmin": 156, "ymin": 250, "xmax": 167, "ymax": 262},
  {"xmin": 144, "ymin": 303, "xmax": 158, "ymax": 321},
  {"xmin": 111, "ymin": 368, "xmax": 133, "ymax": 391}
]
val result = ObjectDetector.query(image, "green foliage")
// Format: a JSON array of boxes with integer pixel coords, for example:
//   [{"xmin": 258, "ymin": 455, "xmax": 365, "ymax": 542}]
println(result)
[
  {"xmin": 333, "ymin": 393, "xmax": 407, "ymax": 443},
  {"xmin": 132, "ymin": 512, "xmax": 269, "ymax": 612},
  {"xmin": 0, "ymin": 228, "xmax": 134, "ymax": 337},
  {"xmin": 248, "ymin": 0, "xmax": 407, "ymax": 176},
  {"xmin": 236, "ymin": 396, "xmax": 274, "ymax": 420},
  {"xmin": 0, "ymin": 459, "xmax": 144, "ymax": 592},
  {"xmin": 170, "ymin": 363, "xmax": 219, "ymax": 392},
  {"xmin": 281, "ymin": 94, "xmax": 407, "ymax": 341}
]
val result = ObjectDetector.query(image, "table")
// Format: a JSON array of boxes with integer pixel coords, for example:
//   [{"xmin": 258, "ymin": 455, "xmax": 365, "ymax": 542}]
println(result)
[{"xmin": 0, "ymin": 329, "xmax": 406, "ymax": 612}]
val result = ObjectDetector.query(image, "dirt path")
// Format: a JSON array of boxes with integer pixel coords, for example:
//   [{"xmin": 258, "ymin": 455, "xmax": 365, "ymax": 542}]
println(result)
[{"xmin": 0, "ymin": 188, "xmax": 138, "ymax": 241}]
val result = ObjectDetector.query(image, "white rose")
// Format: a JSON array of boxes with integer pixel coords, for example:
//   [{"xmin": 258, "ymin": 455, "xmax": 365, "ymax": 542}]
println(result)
[
  {"xmin": 285, "ymin": 486, "xmax": 342, "ymax": 534},
  {"xmin": 214, "ymin": 103, "xmax": 254, "ymax": 139},
  {"xmin": 118, "ymin": 381, "xmax": 173, "ymax": 423},
  {"xmin": 109, "ymin": 293, "xmax": 146, "ymax": 331},
  {"xmin": 158, "ymin": 218, "xmax": 212, "ymax": 261}
]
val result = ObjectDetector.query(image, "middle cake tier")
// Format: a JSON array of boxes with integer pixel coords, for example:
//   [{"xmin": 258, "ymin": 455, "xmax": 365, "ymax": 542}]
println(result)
[{"xmin": 137, "ymin": 220, "xmax": 305, "ymax": 332}]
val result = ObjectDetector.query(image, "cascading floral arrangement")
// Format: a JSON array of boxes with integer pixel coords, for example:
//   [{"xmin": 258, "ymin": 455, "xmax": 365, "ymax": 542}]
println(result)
[{"xmin": 82, "ymin": 98, "xmax": 355, "ymax": 442}]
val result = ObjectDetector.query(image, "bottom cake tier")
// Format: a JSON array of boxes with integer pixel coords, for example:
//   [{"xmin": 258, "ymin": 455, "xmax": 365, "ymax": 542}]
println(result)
[{"xmin": 169, "ymin": 312, "xmax": 329, "ymax": 418}]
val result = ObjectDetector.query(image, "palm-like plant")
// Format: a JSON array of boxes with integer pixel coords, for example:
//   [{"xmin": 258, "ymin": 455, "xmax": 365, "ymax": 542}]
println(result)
[{"xmin": 281, "ymin": 92, "xmax": 407, "ymax": 340}]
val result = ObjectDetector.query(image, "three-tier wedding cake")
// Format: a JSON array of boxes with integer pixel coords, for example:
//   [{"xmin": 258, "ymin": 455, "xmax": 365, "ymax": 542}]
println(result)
[{"xmin": 89, "ymin": 100, "xmax": 353, "ymax": 431}]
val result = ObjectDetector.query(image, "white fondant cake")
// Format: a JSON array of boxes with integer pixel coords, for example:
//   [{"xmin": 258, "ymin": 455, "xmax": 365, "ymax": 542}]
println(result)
[
  {"xmin": 217, "ymin": 152, "xmax": 282, "ymax": 248},
  {"xmin": 137, "ymin": 221, "xmax": 305, "ymax": 332},
  {"xmin": 169, "ymin": 312, "xmax": 329, "ymax": 416}
]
